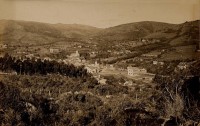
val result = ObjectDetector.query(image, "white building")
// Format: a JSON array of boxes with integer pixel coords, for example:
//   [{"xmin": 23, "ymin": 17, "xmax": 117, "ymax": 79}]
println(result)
[
  {"xmin": 153, "ymin": 61, "xmax": 158, "ymax": 65},
  {"xmin": 25, "ymin": 54, "xmax": 34, "ymax": 59},
  {"xmin": 89, "ymin": 52, "xmax": 96, "ymax": 58},
  {"xmin": 50, "ymin": 48, "xmax": 60, "ymax": 53},
  {"xmin": 85, "ymin": 61, "xmax": 100, "ymax": 74},
  {"xmin": 94, "ymin": 61, "xmax": 99, "ymax": 67},
  {"xmin": 85, "ymin": 66, "xmax": 100, "ymax": 74},
  {"xmin": 127, "ymin": 66, "xmax": 147, "ymax": 76},
  {"xmin": 70, "ymin": 50, "xmax": 80, "ymax": 58},
  {"xmin": 0, "ymin": 44, "xmax": 7, "ymax": 49},
  {"xmin": 177, "ymin": 62, "xmax": 188, "ymax": 70},
  {"xmin": 123, "ymin": 81, "xmax": 133, "ymax": 86}
]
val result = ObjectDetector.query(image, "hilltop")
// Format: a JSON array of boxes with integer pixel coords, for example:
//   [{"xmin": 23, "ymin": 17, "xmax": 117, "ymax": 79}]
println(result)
[{"xmin": 0, "ymin": 19, "xmax": 199, "ymax": 45}]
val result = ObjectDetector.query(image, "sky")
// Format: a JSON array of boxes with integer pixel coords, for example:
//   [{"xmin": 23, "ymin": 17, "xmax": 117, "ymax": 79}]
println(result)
[{"xmin": 0, "ymin": 0, "xmax": 199, "ymax": 28}]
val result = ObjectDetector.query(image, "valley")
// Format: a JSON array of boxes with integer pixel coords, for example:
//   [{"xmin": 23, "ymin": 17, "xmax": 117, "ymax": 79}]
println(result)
[{"xmin": 0, "ymin": 19, "xmax": 199, "ymax": 125}]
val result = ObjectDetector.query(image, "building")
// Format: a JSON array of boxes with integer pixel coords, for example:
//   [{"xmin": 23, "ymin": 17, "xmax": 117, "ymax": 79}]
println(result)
[
  {"xmin": 127, "ymin": 66, "xmax": 147, "ymax": 76},
  {"xmin": 85, "ymin": 61, "xmax": 101, "ymax": 74},
  {"xmin": 70, "ymin": 50, "xmax": 80, "ymax": 58},
  {"xmin": 44, "ymin": 57, "xmax": 52, "ymax": 61},
  {"xmin": 123, "ymin": 81, "xmax": 133, "ymax": 86},
  {"xmin": 50, "ymin": 48, "xmax": 60, "ymax": 53},
  {"xmin": 94, "ymin": 61, "xmax": 99, "ymax": 67},
  {"xmin": 0, "ymin": 44, "xmax": 7, "ymax": 49},
  {"xmin": 153, "ymin": 61, "xmax": 158, "ymax": 65},
  {"xmin": 25, "ymin": 54, "xmax": 34, "ymax": 59},
  {"xmin": 142, "ymin": 51, "xmax": 162, "ymax": 58},
  {"xmin": 95, "ymin": 75, "xmax": 107, "ymax": 85},
  {"xmin": 85, "ymin": 66, "xmax": 100, "ymax": 74},
  {"xmin": 89, "ymin": 52, "xmax": 96, "ymax": 58},
  {"xmin": 177, "ymin": 62, "xmax": 189, "ymax": 70},
  {"xmin": 159, "ymin": 62, "xmax": 164, "ymax": 65},
  {"xmin": 153, "ymin": 61, "xmax": 164, "ymax": 65}
]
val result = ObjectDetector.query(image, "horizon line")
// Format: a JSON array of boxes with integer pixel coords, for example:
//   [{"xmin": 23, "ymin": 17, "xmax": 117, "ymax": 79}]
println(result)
[{"xmin": 0, "ymin": 18, "xmax": 199, "ymax": 29}]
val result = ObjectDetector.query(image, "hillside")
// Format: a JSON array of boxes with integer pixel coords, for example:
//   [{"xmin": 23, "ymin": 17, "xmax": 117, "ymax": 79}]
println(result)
[
  {"xmin": 53, "ymin": 23, "xmax": 101, "ymax": 39},
  {"xmin": 0, "ymin": 20, "xmax": 199, "ymax": 61},
  {"xmin": 93, "ymin": 21, "xmax": 177, "ymax": 41},
  {"xmin": 94, "ymin": 20, "xmax": 199, "ymax": 44},
  {"xmin": 0, "ymin": 20, "xmax": 199, "ymax": 45},
  {"xmin": 0, "ymin": 20, "xmax": 101, "ymax": 46}
]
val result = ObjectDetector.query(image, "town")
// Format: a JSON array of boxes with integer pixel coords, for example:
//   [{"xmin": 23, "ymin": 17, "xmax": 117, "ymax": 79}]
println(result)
[{"xmin": 0, "ymin": 18, "xmax": 199, "ymax": 125}]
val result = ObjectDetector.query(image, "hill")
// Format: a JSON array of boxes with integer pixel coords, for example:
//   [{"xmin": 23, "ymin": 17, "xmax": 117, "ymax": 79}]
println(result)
[
  {"xmin": 0, "ymin": 20, "xmax": 199, "ymax": 46},
  {"xmin": 93, "ymin": 21, "xmax": 177, "ymax": 41},
  {"xmin": 0, "ymin": 20, "xmax": 101, "ymax": 46},
  {"xmin": 94, "ymin": 20, "xmax": 199, "ymax": 44},
  {"xmin": 0, "ymin": 19, "xmax": 199, "ymax": 61},
  {"xmin": 53, "ymin": 23, "xmax": 101, "ymax": 39}
]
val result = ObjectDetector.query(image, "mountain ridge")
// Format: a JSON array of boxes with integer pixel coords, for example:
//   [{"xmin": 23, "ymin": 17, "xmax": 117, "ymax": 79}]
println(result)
[{"xmin": 0, "ymin": 19, "xmax": 199, "ymax": 46}]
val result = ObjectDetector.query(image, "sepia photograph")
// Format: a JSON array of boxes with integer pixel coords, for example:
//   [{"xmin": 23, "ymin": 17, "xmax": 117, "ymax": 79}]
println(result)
[{"xmin": 0, "ymin": 0, "xmax": 200, "ymax": 125}]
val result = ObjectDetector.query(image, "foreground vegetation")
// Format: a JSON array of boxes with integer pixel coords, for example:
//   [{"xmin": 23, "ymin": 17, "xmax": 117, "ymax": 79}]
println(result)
[{"xmin": 0, "ymin": 54, "xmax": 199, "ymax": 125}]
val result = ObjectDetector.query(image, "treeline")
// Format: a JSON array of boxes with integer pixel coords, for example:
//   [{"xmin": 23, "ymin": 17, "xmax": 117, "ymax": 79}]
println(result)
[{"xmin": 0, "ymin": 54, "xmax": 89, "ymax": 78}]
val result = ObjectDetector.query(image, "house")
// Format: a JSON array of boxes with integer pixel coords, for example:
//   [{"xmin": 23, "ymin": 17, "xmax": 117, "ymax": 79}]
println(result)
[
  {"xmin": 98, "ymin": 78, "xmax": 107, "ymax": 85},
  {"xmin": 142, "ymin": 51, "xmax": 162, "ymax": 58},
  {"xmin": 140, "ymin": 38, "xmax": 148, "ymax": 42},
  {"xmin": 78, "ymin": 45, "xmax": 82, "ymax": 48},
  {"xmin": 81, "ymin": 59, "xmax": 86, "ymax": 63},
  {"xmin": 152, "ymin": 39, "xmax": 161, "ymax": 43},
  {"xmin": 153, "ymin": 61, "xmax": 158, "ymax": 65},
  {"xmin": 44, "ymin": 57, "xmax": 52, "ymax": 61},
  {"xmin": 85, "ymin": 66, "xmax": 100, "ymax": 74},
  {"xmin": 177, "ymin": 62, "xmax": 189, "ymax": 70},
  {"xmin": 50, "ymin": 48, "xmax": 60, "ymax": 53},
  {"xmin": 127, "ymin": 66, "xmax": 147, "ymax": 76},
  {"xmin": 85, "ymin": 61, "xmax": 101, "ymax": 74},
  {"xmin": 123, "ymin": 81, "xmax": 133, "ymax": 86},
  {"xmin": 159, "ymin": 62, "xmax": 164, "ymax": 65},
  {"xmin": 89, "ymin": 52, "xmax": 96, "ymax": 58},
  {"xmin": 70, "ymin": 50, "xmax": 80, "ymax": 58},
  {"xmin": 0, "ymin": 44, "xmax": 7, "ymax": 49},
  {"xmin": 25, "ymin": 54, "xmax": 34, "ymax": 59},
  {"xmin": 94, "ymin": 61, "xmax": 99, "ymax": 67},
  {"xmin": 67, "ymin": 51, "xmax": 81, "ymax": 64},
  {"xmin": 153, "ymin": 61, "xmax": 164, "ymax": 65}
]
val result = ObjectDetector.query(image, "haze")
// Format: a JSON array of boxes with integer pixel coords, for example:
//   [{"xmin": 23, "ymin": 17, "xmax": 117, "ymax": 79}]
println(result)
[{"xmin": 0, "ymin": 0, "xmax": 199, "ymax": 28}]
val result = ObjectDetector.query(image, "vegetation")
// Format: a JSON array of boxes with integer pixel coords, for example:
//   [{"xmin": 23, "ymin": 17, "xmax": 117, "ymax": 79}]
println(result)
[
  {"xmin": 0, "ymin": 60, "xmax": 199, "ymax": 125},
  {"xmin": 153, "ymin": 60, "xmax": 200, "ymax": 124},
  {"xmin": 0, "ymin": 54, "xmax": 90, "ymax": 78},
  {"xmin": 0, "ymin": 19, "xmax": 199, "ymax": 125}
]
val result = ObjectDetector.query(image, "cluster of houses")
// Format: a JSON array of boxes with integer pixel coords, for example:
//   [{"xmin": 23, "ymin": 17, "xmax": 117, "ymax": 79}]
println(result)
[
  {"xmin": 7, "ymin": 49, "xmax": 157, "ymax": 85},
  {"xmin": 85, "ymin": 61, "xmax": 100, "ymax": 74},
  {"xmin": 139, "ymin": 38, "xmax": 161, "ymax": 43},
  {"xmin": 127, "ymin": 66, "xmax": 147, "ymax": 76},
  {"xmin": 174, "ymin": 62, "xmax": 190, "ymax": 73},
  {"xmin": 141, "ymin": 50, "xmax": 163, "ymax": 59},
  {"xmin": 0, "ymin": 44, "xmax": 8, "ymax": 49},
  {"xmin": 152, "ymin": 61, "xmax": 164, "ymax": 65},
  {"xmin": 49, "ymin": 48, "xmax": 60, "ymax": 53}
]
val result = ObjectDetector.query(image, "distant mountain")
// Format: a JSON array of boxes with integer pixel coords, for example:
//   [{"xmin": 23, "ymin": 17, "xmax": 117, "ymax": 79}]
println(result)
[
  {"xmin": 93, "ymin": 21, "xmax": 176, "ymax": 41},
  {"xmin": 0, "ymin": 20, "xmax": 101, "ymax": 46},
  {"xmin": 93, "ymin": 20, "xmax": 199, "ymax": 45},
  {"xmin": 0, "ymin": 19, "xmax": 199, "ymax": 47}
]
